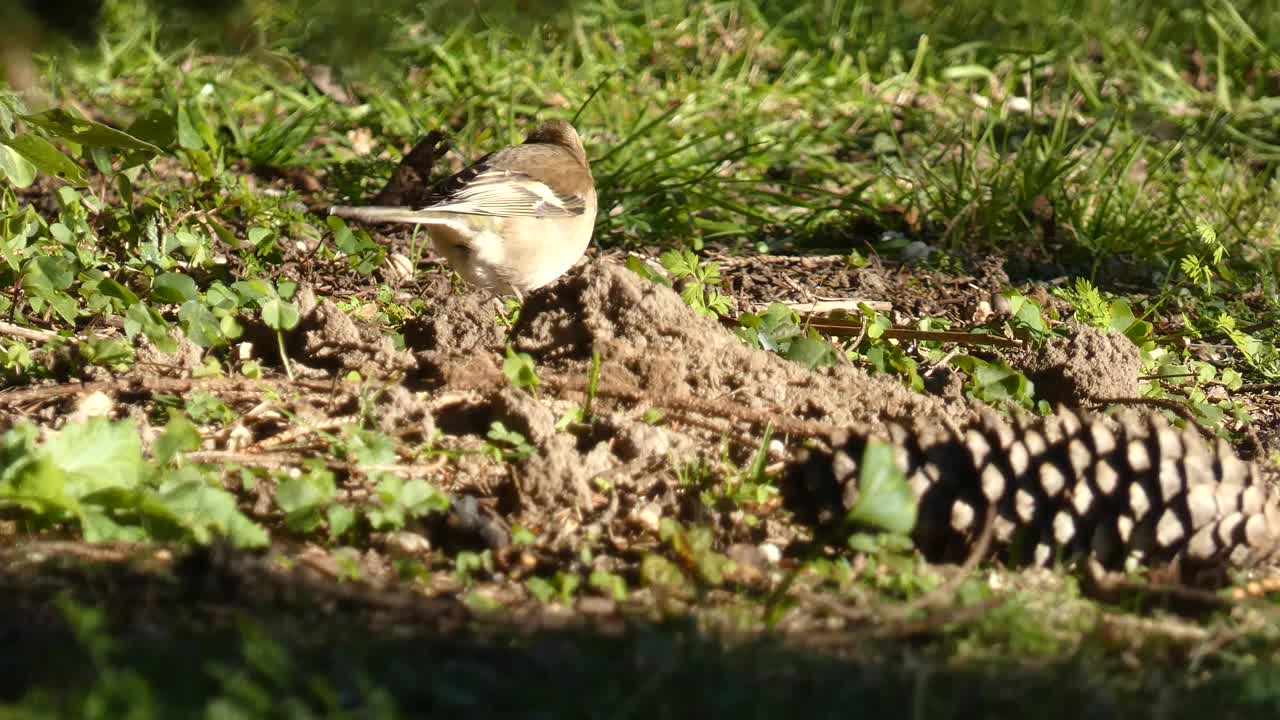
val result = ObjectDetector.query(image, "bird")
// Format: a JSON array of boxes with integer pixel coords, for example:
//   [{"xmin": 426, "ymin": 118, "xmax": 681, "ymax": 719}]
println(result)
[{"xmin": 330, "ymin": 119, "xmax": 597, "ymax": 300}]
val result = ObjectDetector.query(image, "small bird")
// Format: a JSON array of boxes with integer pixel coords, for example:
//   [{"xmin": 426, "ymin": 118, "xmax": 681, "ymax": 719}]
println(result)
[{"xmin": 330, "ymin": 119, "xmax": 597, "ymax": 300}]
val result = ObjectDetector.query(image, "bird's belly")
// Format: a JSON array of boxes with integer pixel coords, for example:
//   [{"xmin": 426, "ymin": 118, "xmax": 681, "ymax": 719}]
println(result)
[
  {"xmin": 425, "ymin": 213, "xmax": 593, "ymax": 295},
  {"xmin": 497, "ymin": 215, "xmax": 594, "ymax": 292},
  {"xmin": 425, "ymin": 223, "xmax": 509, "ymax": 291}
]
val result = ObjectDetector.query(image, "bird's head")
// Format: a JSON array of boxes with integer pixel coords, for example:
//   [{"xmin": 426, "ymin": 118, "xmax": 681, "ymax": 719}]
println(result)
[{"xmin": 524, "ymin": 119, "xmax": 586, "ymax": 165}]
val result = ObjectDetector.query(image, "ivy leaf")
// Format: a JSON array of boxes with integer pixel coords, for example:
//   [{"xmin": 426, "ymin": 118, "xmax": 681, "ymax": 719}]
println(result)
[
  {"xmin": 847, "ymin": 439, "xmax": 916, "ymax": 534},
  {"xmin": 784, "ymin": 336, "xmax": 837, "ymax": 369}
]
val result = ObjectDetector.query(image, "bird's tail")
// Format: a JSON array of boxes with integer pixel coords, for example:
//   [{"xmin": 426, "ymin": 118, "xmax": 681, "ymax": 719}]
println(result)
[{"xmin": 329, "ymin": 205, "xmax": 447, "ymax": 225}]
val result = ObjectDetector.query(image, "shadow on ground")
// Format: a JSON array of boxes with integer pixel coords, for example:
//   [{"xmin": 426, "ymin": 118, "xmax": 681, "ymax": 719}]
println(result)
[{"xmin": 1, "ymin": 544, "xmax": 1277, "ymax": 719}]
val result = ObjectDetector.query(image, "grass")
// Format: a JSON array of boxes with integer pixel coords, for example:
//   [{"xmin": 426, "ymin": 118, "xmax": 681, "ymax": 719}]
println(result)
[{"xmin": 3, "ymin": 0, "xmax": 1280, "ymax": 716}]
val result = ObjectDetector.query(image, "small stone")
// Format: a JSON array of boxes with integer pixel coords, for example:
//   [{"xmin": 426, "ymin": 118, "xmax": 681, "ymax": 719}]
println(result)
[
  {"xmin": 628, "ymin": 504, "xmax": 661, "ymax": 534},
  {"xmin": 759, "ymin": 543, "xmax": 782, "ymax": 565},
  {"xmin": 384, "ymin": 531, "xmax": 430, "ymax": 558}
]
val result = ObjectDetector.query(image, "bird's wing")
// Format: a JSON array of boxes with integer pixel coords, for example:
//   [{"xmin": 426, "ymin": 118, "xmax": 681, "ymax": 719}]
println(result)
[
  {"xmin": 423, "ymin": 167, "xmax": 585, "ymax": 218},
  {"xmin": 419, "ymin": 145, "xmax": 589, "ymax": 218}
]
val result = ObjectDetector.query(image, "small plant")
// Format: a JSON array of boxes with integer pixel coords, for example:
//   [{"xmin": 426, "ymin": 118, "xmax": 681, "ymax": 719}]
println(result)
[
  {"xmin": 1179, "ymin": 220, "xmax": 1229, "ymax": 292},
  {"xmin": 628, "ymin": 249, "xmax": 731, "ymax": 318},
  {"xmin": 658, "ymin": 517, "xmax": 732, "ymax": 587},
  {"xmin": 737, "ymin": 302, "xmax": 839, "ymax": 369},
  {"xmin": 999, "ymin": 289, "xmax": 1055, "ymax": 344},
  {"xmin": 484, "ymin": 422, "xmax": 535, "ymax": 462},
  {"xmin": 588, "ymin": 568, "xmax": 628, "ymax": 600},
  {"xmin": 556, "ymin": 349, "xmax": 602, "ymax": 429},
  {"xmin": 366, "ymin": 474, "xmax": 450, "ymax": 530},
  {"xmin": 502, "ymin": 345, "xmax": 541, "ymax": 395},
  {"xmin": 0, "ymin": 416, "xmax": 268, "ymax": 547},
  {"xmin": 1055, "ymin": 278, "xmax": 1154, "ymax": 348},
  {"xmin": 526, "ymin": 571, "xmax": 580, "ymax": 605}
]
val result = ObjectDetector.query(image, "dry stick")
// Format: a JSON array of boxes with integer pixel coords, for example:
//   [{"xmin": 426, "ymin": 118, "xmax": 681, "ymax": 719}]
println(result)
[
  {"xmin": 0, "ymin": 321, "xmax": 63, "ymax": 344},
  {"xmin": 1090, "ymin": 395, "xmax": 1219, "ymax": 441},
  {"xmin": 1237, "ymin": 383, "xmax": 1280, "ymax": 394},
  {"xmin": 247, "ymin": 414, "xmax": 362, "ymax": 452},
  {"xmin": 780, "ymin": 298, "xmax": 893, "ymax": 314},
  {"xmin": 0, "ymin": 376, "xmax": 341, "ymax": 407},
  {"xmin": 923, "ymin": 346, "xmax": 962, "ymax": 378},
  {"xmin": 184, "ymin": 449, "xmax": 447, "ymax": 478}
]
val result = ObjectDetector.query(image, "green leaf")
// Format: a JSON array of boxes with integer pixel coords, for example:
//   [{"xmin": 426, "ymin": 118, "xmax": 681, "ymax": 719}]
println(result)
[
  {"xmin": 22, "ymin": 109, "xmax": 163, "ymax": 154},
  {"xmin": 624, "ymin": 254, "xmax": 666, "ymax": 285},
  {"xmin": 588, "ymin": 568, "xmax": 628, "ymax": 600},
  {"xmin": 0, "ymin": 454, "xmax": 75, "ymax": 514},
  {"xmin": 260, "ymin": 298, "xmax": 299, "ymax": 330},
  {"xmin": 231, "ymin": 278, "xmax": 271, "ymax": 302},
  {"xmin": 115, "ymin": 170, "xmax": 133, "ymax": 207},
  {"xmin": 124, "ymin": 302, "xmax": 175, "ymax": 352},
  {"xmin": 1, "ymin": 134, "xmax": 85, "ymax": 184},
  {"xmin": 502, "ymin": 345, "xmax": 540, "ymax": 392},
  {"xmin": 80, "ymin": 507, "xmax": 150, "ymax": 543},
  {"xmin": 247, "ymin": 227, "xmax": 272, "ymax": 247},
  {"xmin": 276, "ymin": 471, "xmax": 335, "ymax": 533},
  {"xmin": 344, "ymin": 428, "xmax": 397, "ymax": 466},
  {"xmin": 97, "ymin": 277, "xmax": 140, "ymax": 307},
  {"xmin": 399, "ymin": 478, "xmax": 449, "ymax": 516},
  {"xmin": 327, "ymin": 504, "xmax": 355, "ymax": 541},
  {"xmin": 640, "ymin": 553, "xmax": 691, "ymax": 593},
  {"xmin": 79, "ymin": 337, "xmax": 134, "ymax": 368},
  {"xmin": 0, "ymin": 143, "xmax": 36, "ymax": 187},
  {"xmin": 124, "ymin": 109, "xmax": 177, "ymax": 150},
  {"xmin": 42, "ymin": 418, "xmax": 144, "ymax": 498},
  {"xmin": 847, "ymin": 440, "xmax": 916, "ymax": 534},
  {"xmin": 176, "ymin": 103, "xmax": 204, "ymax": 151},
  {"xmin": 33, "ymin": 255, "xmax": 74, "ymax": 289},
  {"xmin": 152, "ymin": 272, "xmax": 199, "ymax": 303},
  {"xmin": 526, "ymin": 576, "xmax": 556, "ymax": 603},
  {"xmin": 178, "ymin": 300, "xmax": 223, "ymax": 347},
  {"xmin": 154, "ymin": 414, "xmax": 200, "ymax": 464},
  {"xmin": 158, "ymin": 479, "xmax": 268, "ymax": 547},
  {"xmin": 784, "ymin": 336, "xmax": 837, "ymax": 369},
  {"xmin": 659, "ymin": 248, "xmax": 696, "ymax": 278}
]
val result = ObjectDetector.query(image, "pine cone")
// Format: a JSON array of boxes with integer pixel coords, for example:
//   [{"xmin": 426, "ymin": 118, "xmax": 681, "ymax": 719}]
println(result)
[{"xmin": 784, "ymin": 410, "xmax": 1280, "ymax": 583}]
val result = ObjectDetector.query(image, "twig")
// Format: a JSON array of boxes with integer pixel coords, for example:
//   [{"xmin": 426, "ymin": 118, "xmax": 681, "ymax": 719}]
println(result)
[
  {"xmin": 776, "ymin": 298, "xmax": 893, "ymax": 314},
  {"xmin": 923, "ymin": 346, "xmax": 962, "ymax": 378},
  {"xmin": 0, "ymin": 376, "xmax": 339, "ymax": 407},
  {"xmin": 0, "ymin": 321, "xmax": 63, "ymax": 344},
  {"xmin": 184, "ymin": 449, "xmax": 447, "ymax": 478},
  {"xmin": 248, "ymin": 414, "xmax": 362, "ymax": 451},
  {"xmin": 1090, "ymin": 395, "xmax": 1219, "ymax": 441},
  {"xmin": 1237, "ymin": 383, "xmax": 1280, "ymax": 394},
  {"xmin": 796, "ymin": 317, "xmax": 1025, "ymax": 349}
]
